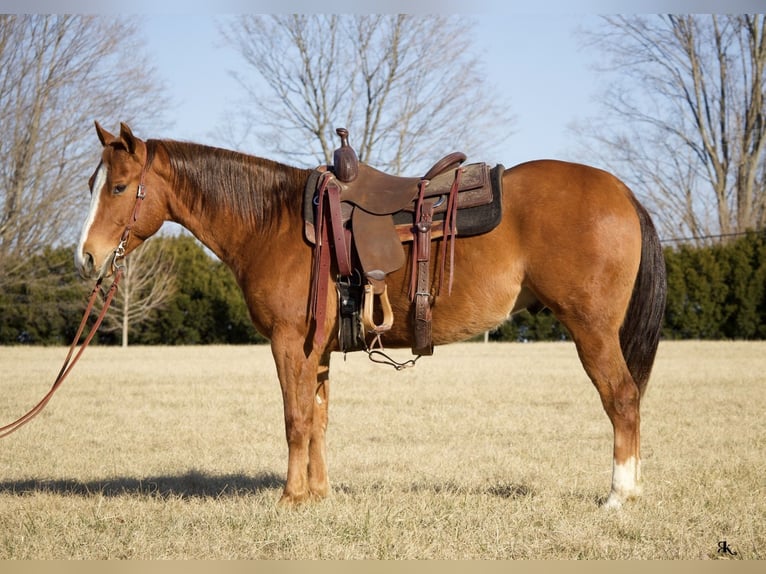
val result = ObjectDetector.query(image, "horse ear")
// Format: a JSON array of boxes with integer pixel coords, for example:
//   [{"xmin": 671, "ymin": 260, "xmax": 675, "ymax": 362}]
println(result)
[
  {"xmin": 119, "ymin": 122, "xmax": 139, "ymax": 155},
  {"xmin": 94, "ymin": 121, "xmax": 114, "ymax": 147}
]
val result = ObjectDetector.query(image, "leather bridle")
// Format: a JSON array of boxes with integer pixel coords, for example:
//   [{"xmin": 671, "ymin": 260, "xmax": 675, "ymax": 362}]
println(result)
[
  {"xmin": 0, "ymin": 145, "xmax": 155, "ymax": 438},
  {"xmin": 110, "ymin": 142, "xmax": 155, "ymax": 276}
]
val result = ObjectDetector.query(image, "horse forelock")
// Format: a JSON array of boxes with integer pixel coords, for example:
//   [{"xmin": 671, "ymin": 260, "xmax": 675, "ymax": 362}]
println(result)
[{"xmin": 158, "ymin": 140, "xmax": 307, "ymax": 229}]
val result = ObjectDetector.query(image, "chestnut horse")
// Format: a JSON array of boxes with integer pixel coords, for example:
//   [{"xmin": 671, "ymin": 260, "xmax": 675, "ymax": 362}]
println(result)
[{"xmin": 76, "ymin": 122, "xmax": 666, "ymax": 509}]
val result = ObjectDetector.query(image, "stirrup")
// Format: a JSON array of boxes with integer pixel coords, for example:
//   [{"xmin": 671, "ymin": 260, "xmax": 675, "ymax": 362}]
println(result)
[{"xmin": 362, "ymin": 283, "xmax": 394, "ymax": 334}]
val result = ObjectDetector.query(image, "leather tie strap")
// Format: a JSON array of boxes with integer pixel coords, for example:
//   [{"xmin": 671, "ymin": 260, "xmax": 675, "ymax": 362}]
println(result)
[
  {"xmin": 310, "ymin": 173, "xmax": 353, "ymax": 348},
  {"xmin": 412, "ymin": 181, "xmax": 435, "ymax": 356},
  {"xmin": 310, "ymin": 173, "xmax": 332, "ymax": 348},
  {"xmin": 326, "ymin": 182, "xmax": 352, "ymax": 277},
  {"xmin": 436, "ymin": 167, "xmax": 462, "ymax": 295}
]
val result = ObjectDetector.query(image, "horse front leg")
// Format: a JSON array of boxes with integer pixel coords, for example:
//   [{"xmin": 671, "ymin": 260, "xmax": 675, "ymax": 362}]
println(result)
[
  {"xmin": 307, "ymin": 351, "xmax": 331, "ymax": 498},
  {"xmin": 271, "ymin": 335, "xmax": 330, "ymax": 505}
]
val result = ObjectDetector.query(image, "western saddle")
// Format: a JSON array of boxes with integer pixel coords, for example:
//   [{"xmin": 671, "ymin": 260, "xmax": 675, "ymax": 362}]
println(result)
[{"xmin": 305, "ymin": 128, "xmax": 503, "ymax": 357}]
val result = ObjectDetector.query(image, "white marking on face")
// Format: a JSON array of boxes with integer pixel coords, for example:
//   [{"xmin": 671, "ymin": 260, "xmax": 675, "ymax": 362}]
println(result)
[{"xmin": 75, "ymin": 162, "xmax": 107, "ymax": 272}]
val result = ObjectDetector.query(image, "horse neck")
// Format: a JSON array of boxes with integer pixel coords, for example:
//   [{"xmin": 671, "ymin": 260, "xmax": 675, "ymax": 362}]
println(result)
[{"xmin": 157, "ymin": 140, "xmax": 310, "ymax": 267}]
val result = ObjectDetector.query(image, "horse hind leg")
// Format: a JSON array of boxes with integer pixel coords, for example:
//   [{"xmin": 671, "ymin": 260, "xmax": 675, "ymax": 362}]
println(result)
[{"xmin": 568, "ymin": 325, "xmax": 643, "ymax": 509}]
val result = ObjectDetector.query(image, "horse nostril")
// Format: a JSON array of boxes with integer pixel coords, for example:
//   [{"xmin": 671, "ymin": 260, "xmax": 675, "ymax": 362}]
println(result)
[{"xmin": 77, "ymin": 251, "xmax": 96, "ymax": 278}]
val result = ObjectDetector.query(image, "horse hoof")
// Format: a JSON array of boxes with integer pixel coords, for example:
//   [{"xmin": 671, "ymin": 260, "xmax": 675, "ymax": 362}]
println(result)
[
  {"xmin": 601, "ymin": 494, "xmax": 624, "ymax": 510},
  {"xmin": 309, "ymin": 484, "xmax": 330, "ymax": 500},
  {"xmin": 602, "ymin": 484, "xmax": 642, "ymax": 510},
  {"xmin": 277, "ymin": 492, "xmax": 310, "ymax": 507}
]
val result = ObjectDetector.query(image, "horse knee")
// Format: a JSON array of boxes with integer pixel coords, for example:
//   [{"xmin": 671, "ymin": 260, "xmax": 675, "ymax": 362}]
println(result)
[{"xmin": 284, "ymin": 414, "xmax": 311, "ymax": 444}]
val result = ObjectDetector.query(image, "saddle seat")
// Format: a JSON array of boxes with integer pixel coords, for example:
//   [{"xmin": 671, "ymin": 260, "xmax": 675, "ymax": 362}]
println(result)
[
  {"xmin": 338, "ymin": 151, "xmax": 468, "ymax": 216},
  {"xmin": 306, "ymin": 128, "xmax": 503, "ymax": 357}
]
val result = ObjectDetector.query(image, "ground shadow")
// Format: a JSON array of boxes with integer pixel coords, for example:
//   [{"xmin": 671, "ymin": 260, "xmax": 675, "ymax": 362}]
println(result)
[
  {"xmin": 1, "ymin": 472, "xmax": 539, "ymax": 502},
  {"xmin": 333, "ymin": 480, "xmax": 537, "ymax": 499},
  {"xmin": 485, "ymin": 482, "xmax": 536, "ymax": 499},
  {"xmin": 0, "ymin": 470, "xmax": 284, "ymax": 499}
]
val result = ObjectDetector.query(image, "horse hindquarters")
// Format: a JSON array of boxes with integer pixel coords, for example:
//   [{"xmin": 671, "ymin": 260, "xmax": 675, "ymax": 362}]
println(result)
[{"xmin": 506, "ymin": 160, "xmax": 663, "ymax": 507}]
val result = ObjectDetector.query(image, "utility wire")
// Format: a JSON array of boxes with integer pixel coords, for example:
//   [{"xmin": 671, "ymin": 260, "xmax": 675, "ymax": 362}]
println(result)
[{"xmin": 660, "ymin": 230, "xmax": 764, "ymax": 244}]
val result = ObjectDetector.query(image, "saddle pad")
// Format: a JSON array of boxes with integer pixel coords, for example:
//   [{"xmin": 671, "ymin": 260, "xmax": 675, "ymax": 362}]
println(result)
[{"xmin": 395, "ymin": 163, "xmax": 504, "ymax": 240}]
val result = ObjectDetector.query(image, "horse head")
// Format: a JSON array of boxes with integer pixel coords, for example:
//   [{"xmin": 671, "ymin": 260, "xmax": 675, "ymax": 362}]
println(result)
[{"xmin": 75, "ymin": 122, "xmax": 165, "ymax": 280}]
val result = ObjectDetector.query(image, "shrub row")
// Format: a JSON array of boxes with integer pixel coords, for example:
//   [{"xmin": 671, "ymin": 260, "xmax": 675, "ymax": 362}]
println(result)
[{"xmin": 1, "ymin": 232, "xmax": 764, "ymax": 345}]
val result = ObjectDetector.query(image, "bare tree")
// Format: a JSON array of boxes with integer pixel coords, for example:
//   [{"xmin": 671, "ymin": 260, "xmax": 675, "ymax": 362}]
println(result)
[
  {"xmin": 102, "ymin": 239, "xmax": 177, "ymax": 348},
  {"xmin": 219, "ymin": 15, "xmax": 514, "ymax": 174},
  {"xmin": 577, "ymin": 15, "xmax": 766, "ymax": 243},
  {"xmin": 0, "ymin": 15, "xmax": 168, "ymax": 288}
]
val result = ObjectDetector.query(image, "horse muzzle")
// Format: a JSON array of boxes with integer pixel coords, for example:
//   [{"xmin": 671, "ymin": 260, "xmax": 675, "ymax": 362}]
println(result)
[{"xmin": 75, "ymin": 248, "xmax": 117, "ymax": 281}]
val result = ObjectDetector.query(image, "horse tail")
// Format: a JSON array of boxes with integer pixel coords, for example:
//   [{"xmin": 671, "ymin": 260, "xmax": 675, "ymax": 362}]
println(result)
[{"xmin": 620, "ymin": 195, "xmax": 667, "ymax": 397}]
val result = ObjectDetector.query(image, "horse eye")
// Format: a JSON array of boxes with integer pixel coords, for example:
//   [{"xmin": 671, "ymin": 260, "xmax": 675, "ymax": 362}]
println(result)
[{"xmin": 113, "ymin": 184, "xmax": 127, "ymax": 195}]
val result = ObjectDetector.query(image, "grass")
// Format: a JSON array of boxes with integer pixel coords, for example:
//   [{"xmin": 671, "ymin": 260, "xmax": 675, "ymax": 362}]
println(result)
[{"xmin": 0, "ymin": 341, "xmax": 763, "ymax": 559}]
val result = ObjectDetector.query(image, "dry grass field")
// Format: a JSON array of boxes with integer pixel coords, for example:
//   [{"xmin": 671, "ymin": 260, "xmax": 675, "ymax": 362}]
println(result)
[{"xmin": 0, "ymin": 341, "xmax": 763, "ymax": 559}]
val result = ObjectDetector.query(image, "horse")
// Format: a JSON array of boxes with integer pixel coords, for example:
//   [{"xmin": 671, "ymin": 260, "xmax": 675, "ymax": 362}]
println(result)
[{"xmin": 75, "ymin": 122, "xmax": 666, "ymax": 509}]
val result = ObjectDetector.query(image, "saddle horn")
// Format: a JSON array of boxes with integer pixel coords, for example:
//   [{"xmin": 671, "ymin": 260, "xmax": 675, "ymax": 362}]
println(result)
[{"xmin": 333, "ymin": 127, "xmax": 359, "ymax": 182}]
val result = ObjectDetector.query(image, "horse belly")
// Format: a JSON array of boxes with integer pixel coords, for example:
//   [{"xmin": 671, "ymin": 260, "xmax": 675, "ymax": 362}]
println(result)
[{"xmin": 375, "ymin": 228, "xmax": 524, "ymax": 348}]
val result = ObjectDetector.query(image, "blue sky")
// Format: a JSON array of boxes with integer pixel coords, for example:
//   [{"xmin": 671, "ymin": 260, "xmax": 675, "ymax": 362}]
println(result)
[
  {"xmin": 127, "ymin": 1, "xmax": 763, "ymax": 167},
  {"xmin": 6, "ymin": 0, "xmax": 764, "ymax": 169},
  {"xmin": 140, "ymin": 13, "xmax": 605, "ymax": 168}
]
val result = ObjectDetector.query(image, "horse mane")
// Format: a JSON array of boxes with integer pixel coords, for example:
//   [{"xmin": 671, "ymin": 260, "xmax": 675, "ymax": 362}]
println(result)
[{"xmin": 155, "ymin": 139, "xmax": 310, "ymax": 230}]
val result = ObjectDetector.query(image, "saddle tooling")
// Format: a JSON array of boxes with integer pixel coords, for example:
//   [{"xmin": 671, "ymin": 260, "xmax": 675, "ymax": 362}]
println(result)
[{"xmin": 305, "ymin": 128, "xmax": 504, "ymax": 358}]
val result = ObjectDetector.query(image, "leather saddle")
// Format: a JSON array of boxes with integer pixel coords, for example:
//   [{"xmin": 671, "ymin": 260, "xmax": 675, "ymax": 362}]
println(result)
[{"xmin": 305, "ymin": 128, "xmax": 503, "ymax": 356}]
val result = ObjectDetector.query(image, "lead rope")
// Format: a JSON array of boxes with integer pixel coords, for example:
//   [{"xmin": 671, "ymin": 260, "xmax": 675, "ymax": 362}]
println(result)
[
  {"xmin": 0, "ymin": 270, "xmax": 123, "ymax": 438},
  {"xmin": 0, "ymin": 142, "xmax": 154, "ymax": 438}
]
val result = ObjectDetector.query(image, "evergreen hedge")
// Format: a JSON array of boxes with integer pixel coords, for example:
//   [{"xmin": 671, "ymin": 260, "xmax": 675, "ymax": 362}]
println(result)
[{"xmin": 1, "ymin": 232, "xmax": 764, "ymax": 345}]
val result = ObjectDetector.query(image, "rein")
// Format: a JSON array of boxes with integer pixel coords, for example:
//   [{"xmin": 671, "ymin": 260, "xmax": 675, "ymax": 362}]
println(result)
[
  {"xmin": 0, "ymin": 274, "xmax": 122, "ymax": 438},
  {"xmin": 0, "ymin": 145, "xmax": 154, "ymax": 438}
]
